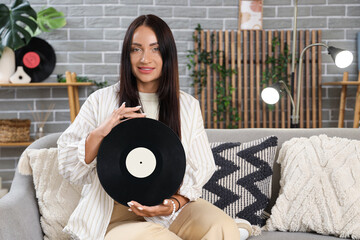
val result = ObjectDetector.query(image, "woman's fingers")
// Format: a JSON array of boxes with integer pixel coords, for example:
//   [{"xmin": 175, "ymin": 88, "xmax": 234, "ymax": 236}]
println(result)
[
  {"xmin": 131, "ymin": 203, "xmax": 147, "ymax": 216},
  {"xmin": 127, "ymin": 200, "xmax": 172, "ymax": 217},
  {"xmin": 96, "ymin": 103, "xmax": 145, "ymax": 137},
  {"xmin": 119, "ymin": 102, "xmax": 126, "ymax": 109},
  {"xmin": 114, "ymin": 105, "xmax": 142, "ymax": 114},
  {"xmin": 123, "ymin": 105, "xmax": 143, "ymax": 113},
  {"xmin": 122, "ymin": 112, "xmax": 146, "ymax": 119},
  {"xmin": 114, "ymin": 104, "xmax": 145, "ymax": 119},
  {"xmin": 127, "ymin": 201, "xmax": 148, "ymax": 216}
]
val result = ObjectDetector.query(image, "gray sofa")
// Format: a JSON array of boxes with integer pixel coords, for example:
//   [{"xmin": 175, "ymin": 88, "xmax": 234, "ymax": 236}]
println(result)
[{"xmin": 1, "ymin": 128, "xmax": 359, "ymax": 240}]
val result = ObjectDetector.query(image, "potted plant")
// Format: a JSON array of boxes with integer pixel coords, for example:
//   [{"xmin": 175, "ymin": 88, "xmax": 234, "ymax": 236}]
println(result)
[{"xmin": 0, "ymin": 0, "xmax": 66, "ymax": 83}]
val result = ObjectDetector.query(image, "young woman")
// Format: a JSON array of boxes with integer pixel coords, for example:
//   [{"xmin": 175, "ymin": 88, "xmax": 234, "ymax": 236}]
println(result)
[{"xmin": 57, "ymin": 14, "xmax": 240, "ymax": 240}]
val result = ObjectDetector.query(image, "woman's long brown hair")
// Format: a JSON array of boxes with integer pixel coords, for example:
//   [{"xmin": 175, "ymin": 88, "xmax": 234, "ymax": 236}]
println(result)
[{"xmin": 118, "ymin": 15, "xmax": 181, "ymax": 139}]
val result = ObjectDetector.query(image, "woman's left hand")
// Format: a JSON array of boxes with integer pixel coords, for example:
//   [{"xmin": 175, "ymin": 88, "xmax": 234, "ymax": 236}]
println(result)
[{"xmin": 127, "ymin": 200, "xmax": 174, "ymax": 217}]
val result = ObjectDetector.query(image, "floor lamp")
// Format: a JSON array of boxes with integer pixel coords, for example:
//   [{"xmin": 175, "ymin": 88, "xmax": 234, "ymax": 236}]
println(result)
[
  {"xmin": 261, "ymin": 43, "xmax": 353, "ymax": 128},
  {"xmin": 291, "ymin": 0, "xmax": 298, "ymax": 100}
]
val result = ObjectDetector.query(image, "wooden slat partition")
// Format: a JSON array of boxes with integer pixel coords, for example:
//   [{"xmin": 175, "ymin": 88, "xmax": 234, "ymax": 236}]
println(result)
[
  {"xmin": 286, "ymin": 31, "xmax": 291, "ymax": 128},
  {"xmin": 299, "ymin": 30, "xmax": 304, "ymax": 128},
  {"xmin": 280, "ymin": 30, "xmax": 285, "ymax": 128},
  {"xmin": 262, "ymin": 30, "xmax": 267, "ymax": 128},
  {"xmin": 243, "ymin": 31, "xmax": 248, "ymax": 128},
  {"xmin": 225, "ymin": 30, "xmax": 230, "ymax": 127},
  {"xmin": 312, "ymin": 30, "xmax": 317, "ymax": 128},
  {"xmin": 206, "ymin": 30, "xmax": 211, "ymax": 129},
  {"xmin": 237, "ymin": 31, "xmax": 242, "ymax": 128},
  {"xmin": 193, "ymin": 30, "xmax": 322, "ymax": 128},
  {"xmin": 231, "ymin": 31, "xmax": 236, "ymax": 127},
  {"xmin": 200, "ymin": 31, "xmax": 205, "ymax": 122},
  {"xmin": 219, "ymin": 30, "xmax": 224, "ymax": 129},
  {"xmin": 318, "ymin": 31, "xmax": 323, "ymax": 128},
  {"xmin": 256, "ymin": 30, "xmax": 261, "ymax": 128},
  {"xmin": 213, "ymin": 30, "xmax": 218, "ymax": 129},
  {"xmin": 305, "ymin": 30, "xmax": 310, "ymax": 128},
  {"xmin": 267, "ymin": 31, "xmax": 273, "ymax": 128},
  {"xmin": 250, "ymin": 30, "xmax": 255, "ymax": 128},
  {"xmin": 194, "ymin": 31, "xmax": 199, "ymax": 100},
  {"xmin": 274, "ymin": 31, "xmax": 279, "ymax": 128}
]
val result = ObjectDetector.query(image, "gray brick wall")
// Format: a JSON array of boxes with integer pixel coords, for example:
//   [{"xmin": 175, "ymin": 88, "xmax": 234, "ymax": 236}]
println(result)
[{"xmin": 0, "ymin": 0, "xmax": 359, "ymax": 188}]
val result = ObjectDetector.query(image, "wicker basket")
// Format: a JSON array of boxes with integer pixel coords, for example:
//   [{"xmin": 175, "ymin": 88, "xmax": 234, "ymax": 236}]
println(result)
[{"xmin": 0, "ymin": 119, "xmax": 31, "ymax": 142}]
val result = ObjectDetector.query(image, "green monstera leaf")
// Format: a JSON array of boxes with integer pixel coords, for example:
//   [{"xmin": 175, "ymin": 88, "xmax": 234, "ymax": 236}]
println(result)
[
  {"xmin": 0, "ymin": 0, "xmax": 38, "ymax": 51},
  {"xmin": 35, "ymin": 7, "xmax": 66, "ymax": 34}
]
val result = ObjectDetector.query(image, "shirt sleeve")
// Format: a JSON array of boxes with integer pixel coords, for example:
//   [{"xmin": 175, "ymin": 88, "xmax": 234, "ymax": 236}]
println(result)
[
  {"xmin": 57, "ymin": 92, "xmax": 99, "ymax": 185},
  {"xmin": 178, "ymin": 100, "xmax": 216, "ymax": 201}
]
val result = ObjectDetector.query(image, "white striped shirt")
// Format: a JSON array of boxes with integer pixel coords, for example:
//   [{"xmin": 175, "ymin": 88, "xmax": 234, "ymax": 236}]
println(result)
[{"xmin": 57, "ymin": 83, "xmax": 216, "ymax": 240}]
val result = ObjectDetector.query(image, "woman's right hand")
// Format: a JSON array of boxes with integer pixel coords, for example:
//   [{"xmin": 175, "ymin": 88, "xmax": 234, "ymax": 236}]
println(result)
[
  {"xmin": 84, "ymin": 102, "xmax": 146, "ymax": 164},
  {"xmin": 96, "ymin": 102, "xmax": 146, "ymax": 138}
]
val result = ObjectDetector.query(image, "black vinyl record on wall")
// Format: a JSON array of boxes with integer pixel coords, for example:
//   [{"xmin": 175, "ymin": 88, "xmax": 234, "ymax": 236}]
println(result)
[{"xmin": 15, "ymin": 37, "xmax": 56, "ymax": 82}]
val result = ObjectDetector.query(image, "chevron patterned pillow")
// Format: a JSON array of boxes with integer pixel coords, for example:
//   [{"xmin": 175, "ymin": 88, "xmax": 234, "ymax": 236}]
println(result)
[{"xmin": 202, "ymin": 136, "xmax": 278, "ymax": 226}]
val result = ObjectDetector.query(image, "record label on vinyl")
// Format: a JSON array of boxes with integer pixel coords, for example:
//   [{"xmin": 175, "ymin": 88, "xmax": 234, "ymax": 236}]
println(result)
[
  {"xmin": 23, "ymin": 52, "xmax": 41, "ymax": 69},
  {"xmin": 97, "ymin": 118, "xmax": 186, "ymax": 206},
  {"xmin": 15, "ymin": 37, "xmax": 56, "ymax": 82},
  {"xmin": 125, "ymin": 147, "xmax": 156, "ymax": 178}
]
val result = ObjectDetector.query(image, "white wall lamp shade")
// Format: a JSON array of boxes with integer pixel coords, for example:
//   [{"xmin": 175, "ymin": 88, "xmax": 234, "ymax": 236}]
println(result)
[
  {"xmin": 328, "ymin": 46, "xmax": 353, "ymax": 69},
  {"xmin": 261, "ymin": 87, "xmax": 280, "ymax": 105}
]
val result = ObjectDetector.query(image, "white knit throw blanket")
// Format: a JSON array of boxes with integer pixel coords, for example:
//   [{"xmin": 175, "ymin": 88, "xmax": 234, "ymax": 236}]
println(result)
[
  {"xmin": 18, "ymin": 148, "xmax": 82, "ymax": 240},
  {"xmin": 265, "ymin": 135, "xmax": 360, "ymax": 239}
]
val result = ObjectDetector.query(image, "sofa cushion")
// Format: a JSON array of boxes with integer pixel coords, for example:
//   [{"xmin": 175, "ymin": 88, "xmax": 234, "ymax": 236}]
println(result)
[
  {"xmin": 249, "ymin": 231, "xmax": 342, "ymax": 240},
  {"xmin": 202, "ymin": 136, "xmax": 278, "ymax": 226},
  {"xmin": 265, "ymin": 135, "xmax": 360, "ymax": 239},
  {"xmin": 18, "ymin": 148, "xmax": 81, "ymax": 240}
]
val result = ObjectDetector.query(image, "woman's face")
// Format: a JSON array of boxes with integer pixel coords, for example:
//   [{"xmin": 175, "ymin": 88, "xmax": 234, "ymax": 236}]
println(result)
[{"xmin": 130, "ymin": 25, "xmax": 163, "ymax": 93}]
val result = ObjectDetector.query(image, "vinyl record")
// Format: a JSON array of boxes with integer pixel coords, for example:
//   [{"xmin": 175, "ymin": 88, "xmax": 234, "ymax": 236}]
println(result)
[
  {"xmin": 97, "ymin": 118, "xmax": 186, "ymax": 206},
  {"xmin": 15, "ymin": 37, "xmax": 56, "ymax": 82}
]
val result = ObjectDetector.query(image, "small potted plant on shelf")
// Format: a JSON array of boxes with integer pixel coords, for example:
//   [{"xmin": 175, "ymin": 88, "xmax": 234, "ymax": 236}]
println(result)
[{"xmin": 0, "ymin": 0, "xmax": 66, "ymax": 83}]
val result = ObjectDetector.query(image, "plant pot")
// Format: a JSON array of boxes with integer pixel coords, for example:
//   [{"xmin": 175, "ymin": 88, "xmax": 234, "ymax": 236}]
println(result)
[{"xmin": 0, "ymin": 47, "xmax": 16, "ymax": 84}]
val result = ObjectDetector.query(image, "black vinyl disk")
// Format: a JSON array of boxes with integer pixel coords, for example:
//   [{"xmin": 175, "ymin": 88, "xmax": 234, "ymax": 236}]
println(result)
[
  {"xmin": 97, "ymin": 118, "xmax": 186, "ymax": 206},
  {"xmin": 15, "ymin": 37, "xmax": 56, "ymax": 82}
]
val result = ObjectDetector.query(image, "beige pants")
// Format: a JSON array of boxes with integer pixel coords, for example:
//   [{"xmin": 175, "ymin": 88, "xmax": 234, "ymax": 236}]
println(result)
[{"xmin": 105, "ymin": 198, "xmax": 241, "ymax": 240}]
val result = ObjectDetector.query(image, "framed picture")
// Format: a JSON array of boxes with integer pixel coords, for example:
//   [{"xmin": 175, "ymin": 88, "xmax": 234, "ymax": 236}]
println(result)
[{"xmin": 238, "ymin": 0, "xmax": 263, "ymax": 30}]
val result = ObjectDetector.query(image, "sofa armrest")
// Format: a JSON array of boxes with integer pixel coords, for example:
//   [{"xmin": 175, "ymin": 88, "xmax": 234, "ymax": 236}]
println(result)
[{"xmin": 0, "ymin": 170, "xmax": 43, "ymax": 240}]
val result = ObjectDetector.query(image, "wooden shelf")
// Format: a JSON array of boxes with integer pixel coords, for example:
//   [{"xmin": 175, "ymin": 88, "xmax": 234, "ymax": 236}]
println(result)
[
  {"xmin": 0, "ymin": 141, "xmax": 33, "ymax": 147},
  {"xmin": 0, "ymin": 82, "xmax": 94, "ymax": 87},
  {"xmin": 321, "ymin": 81, "xmax": 360, "ymax": 86},
  {"xmin": 321, "ymin": 72, "xmax": 360, "ymax": 128},
  {"xmin": 0, "ymin": 79, "xmax": 95, "ymax": 122},
  {"xmin": 0, "ymin": 77, "xmax": 94, "ymax": 150}
]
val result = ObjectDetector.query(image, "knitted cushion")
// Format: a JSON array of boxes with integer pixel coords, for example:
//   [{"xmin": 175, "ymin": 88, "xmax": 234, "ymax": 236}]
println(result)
[
  {"xmin": 202, "ymin": 136, "xmax": 278, "ymax": 226},
  {"xmin": 18, "ymin": 148, "xmax": 81, "ymax": 240},
  {"xmin": 265, "ymin": 135, "xmax": 360, "ymax": 238}
]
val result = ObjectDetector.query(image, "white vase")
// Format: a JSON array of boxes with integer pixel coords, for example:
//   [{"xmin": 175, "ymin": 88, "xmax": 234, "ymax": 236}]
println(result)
[
  {"xmin": 10, "ymin": 66, "xmax": 31, "ymax": 84},
  {"xmin": 0, "ymin": 47, "xmax": 16, "ymax": 83}
]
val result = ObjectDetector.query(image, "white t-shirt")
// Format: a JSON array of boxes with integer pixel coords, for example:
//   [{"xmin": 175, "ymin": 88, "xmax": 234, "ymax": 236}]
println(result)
[{"xmin": 138, "ymin": 91, "xmax": 159, "ymax": 120}]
